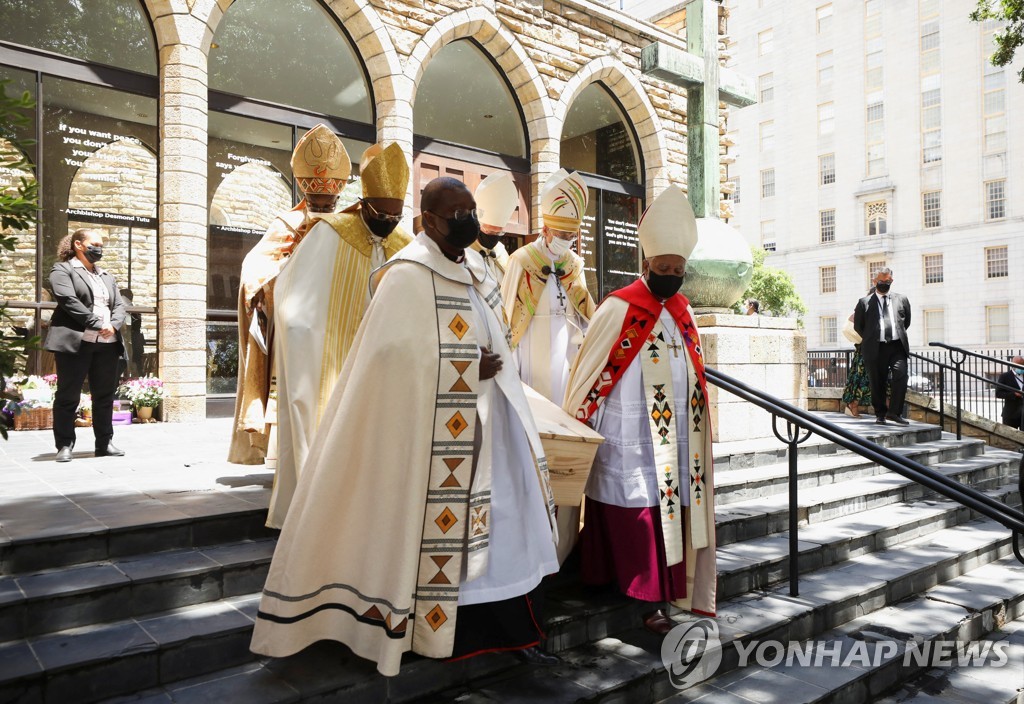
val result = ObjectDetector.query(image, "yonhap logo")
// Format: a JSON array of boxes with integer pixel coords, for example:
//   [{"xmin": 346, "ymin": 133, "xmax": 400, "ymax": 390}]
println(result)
[{"xmin": 661, "ymin": 618, "xmax": 724, "ymax": 689}]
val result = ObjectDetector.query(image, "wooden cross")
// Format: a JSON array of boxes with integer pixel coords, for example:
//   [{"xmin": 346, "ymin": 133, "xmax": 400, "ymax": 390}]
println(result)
[{"xmin": 642, "ymin": 0, "xmax": 756, "ymax": 218}]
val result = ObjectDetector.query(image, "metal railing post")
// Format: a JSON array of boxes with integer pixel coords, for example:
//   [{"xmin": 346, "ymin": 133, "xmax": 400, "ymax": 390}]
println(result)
[
  {"xmin": 938, "ymin": 366, "xmax": 945, "ymax": 432},
  {"xmin": 772, "ymin": 416, "xmax": 813, "ymax": 597},
  {"xmin": 951, "ymin": 349, "xmax": 966, "ymax": 440}
]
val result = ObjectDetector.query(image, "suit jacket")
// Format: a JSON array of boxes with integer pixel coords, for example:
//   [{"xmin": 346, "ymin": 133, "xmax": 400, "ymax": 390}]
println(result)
[
  {"xmin": 853, "ymin": 291, "xmax": 911, "ymax": 356},
  {"xmin": 995, "ymin": 370, "xmax": 1024, "ymax": 423},
  {"xmin": 44, "ymin": 260, "xmax": 127, "ymax": 356}
]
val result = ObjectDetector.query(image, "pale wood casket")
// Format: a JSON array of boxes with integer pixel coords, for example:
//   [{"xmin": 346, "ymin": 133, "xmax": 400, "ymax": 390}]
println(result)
[{"xmin": 523, "ymin": 383, "xmax": 604, "ymax": 506}]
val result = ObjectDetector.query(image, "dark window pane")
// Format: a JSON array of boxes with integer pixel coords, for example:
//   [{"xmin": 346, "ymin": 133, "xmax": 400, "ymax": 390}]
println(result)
[
  {"xmin": 0, "ymin": 67, "xmax": 38, "ymax": 305},
  {"xmin": 42, "ymin": 77, "xmax": 158, "ymax": 308},
  {"xmin": 207, "ymin": 322, "xmax": 239, "ymax": 395},
  {"xmin": 561, "ymin": 83, "xmax": 640, "ymax": 183},
  {"xmin": 0, "ymin": 0, "xmax": 156, "ymax": 75},
  {"xmin": 414, "ymin": 40, "xmax": 526, "ymax": 157},
  {"xmin": 210, "ymin": 0, "xmax": 371, "ymax": 123},
  {"xmin": 600, "ymin": 192, "xmax": 641, "ymax": 298}
]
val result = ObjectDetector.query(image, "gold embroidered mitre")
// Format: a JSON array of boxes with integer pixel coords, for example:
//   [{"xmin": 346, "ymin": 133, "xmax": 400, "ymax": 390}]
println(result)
[
  {"xmin": 291, "ymin": 124, "xmax": 351, "ymax": 195},
  {"xmin": 360, "ymin": 143, "xmax": 410, "ymax": 200},
  {"xmin": 541, "ymin": 169, "xmax": 589, "ymax": 233},
  {"xmin": 638, "ymin": 185, "xmax": 698, "ymax": 259}
]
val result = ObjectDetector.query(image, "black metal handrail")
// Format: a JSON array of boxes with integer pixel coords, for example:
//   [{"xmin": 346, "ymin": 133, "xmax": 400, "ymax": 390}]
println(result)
[
  {"xmin": 908, "ymin": 351, "xmax": 954, "ymax": 434},
  {"xmin": 706, "ymin": 366, "xmax": 1024, "ymax": 596},
  {"xmin": 928, "ymin": 342, "xmax": 1024, "ymax": 440}
]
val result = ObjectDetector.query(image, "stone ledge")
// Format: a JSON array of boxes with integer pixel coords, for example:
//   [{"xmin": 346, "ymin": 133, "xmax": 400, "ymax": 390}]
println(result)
[{"xmin": 696, "ymin": 313, "xmax": 800, "ymax": 330}]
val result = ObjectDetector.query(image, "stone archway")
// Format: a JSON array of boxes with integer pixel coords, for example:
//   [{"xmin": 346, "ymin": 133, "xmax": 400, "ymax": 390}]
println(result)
[{"xmin": 557, "ymin": 57, "xmax": 670, "ymax": 199}]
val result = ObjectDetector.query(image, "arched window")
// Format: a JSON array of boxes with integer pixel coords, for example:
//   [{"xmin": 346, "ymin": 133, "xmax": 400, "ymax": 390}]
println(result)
[
  {"xmin": 209, "ymin": 0, "xmax": 371, "ymax": 124},
  {"xmin": 561, "ymin": 83, "xmax": 644, "ymax": 301},
  {"xmin": 0, "ymin": 0, "xmax": 156, "ymax": 75},
  {"xmin": 412, "ymin": 40, "xmax": 530, "ymax": 240}
]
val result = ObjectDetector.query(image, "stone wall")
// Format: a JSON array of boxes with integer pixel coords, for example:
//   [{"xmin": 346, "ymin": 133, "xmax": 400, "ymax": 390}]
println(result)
[{"xmin": 0, "ymin": 140, "xmax": 36, "ymax": 306}]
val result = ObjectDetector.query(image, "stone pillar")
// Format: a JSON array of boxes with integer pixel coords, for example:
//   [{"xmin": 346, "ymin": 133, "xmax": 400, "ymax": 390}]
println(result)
[
  {"xmin": 152, "ymin": 8, "xmax": 214, "ymax": 422},
  {"xmin": 698, "ymin": 314, "xmax": 808, "ymax": 443}
]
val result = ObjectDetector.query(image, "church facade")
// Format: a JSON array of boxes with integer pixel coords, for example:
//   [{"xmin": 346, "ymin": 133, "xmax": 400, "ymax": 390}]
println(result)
[{"xmin": 0, "ymin": 0, "xmax": 734, "ymax": 421}]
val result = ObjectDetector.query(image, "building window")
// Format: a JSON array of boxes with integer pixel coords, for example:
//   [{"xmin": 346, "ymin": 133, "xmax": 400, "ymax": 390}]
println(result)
[
  {"xmin": 733, "ymin": 177, "xmax": 740, "ymax": 203},
  {"xmin": 924, "ymin": 309, "xmax": 944, "ymax": 344},
  {"xmin": 759, "ymin": 121, "xmax": 775, "ymax": 151},
  {"xmin": 922, "ymin": 191, "xmax": 941, "ymax": 228},
  {"xmin": 761, "ymin": 220, "xmax": 776, "ymax": 252},
  {"xmin": 818, "ymin": 102, "xmax": 835, "ymax": 136},
  {"xmin": 866, "ymin": 49, "xmax": 884, "ymax": 90},
  {"xmin": 817, "ymin": 4, "xmax": 833, "ymax": 33},
  {"xmin": 920, "ymin": 19, "xmax": 940, "ymax": 52},
  {"xmin": 866, "ymin": 99, "xmax": 885, "ymax": 176},
  {"xmin": 761, "ymin": 168, "xmax": 776, "ymax": 198},
  {"xmin": 817, "ymin": 52, "xmax": 834, "ymax": 85},
  {"xmin": 820, "ymin": 316, "xmax": 838, "ymax": 345},
  {"xmin": 866, "ymin": 201, "xmax": 887, "ymax": 236},
  {"xmin": 819, "ymin": 153, "xmax": 836, "ymax": 185},
  {"xmin": 921, "ymin": 86, "xmax": 942, "ymax": 164},
  {"xmin": 986, "ymin": 245, "xmax": 1009, "ymax": 279},
  {"xmin": 865, "ymin": 0, "xmax": 882, "ymax": 37},
  {"xmin": 923, "ymin": 253, "xmax": 943, "ymax": 285},
  {"xmin": 820, "ymin": 265, "xmax": 837, "ymax": 293},
  {"xmin": 982, "ymin": 24, "xmax": 1007, "ymax": 166},
  {"xmin": 868, "ymin": 259, "xmax": 887, "ymax": 288},
  {"xmin": 986, "ymin": 305, "xmax": 1009, "ymax": 344},
  {"xmin": 986, "ymin": 180, "xmax": 1006, "ymax": 220},
  {"xmin": 820, "ymin": 209, "xmax": 836, "ymax": 243},
  {"xmin": 759, "ymin": 73, "xmax": 774, "ymax": 103},
  {"xmin": 759, "ymin": 29, "xmax": 774, "ymax": 56}
]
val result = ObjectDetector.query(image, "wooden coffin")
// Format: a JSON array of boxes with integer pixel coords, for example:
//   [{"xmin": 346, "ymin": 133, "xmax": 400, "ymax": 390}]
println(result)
[{"xmin": 523, "ymin": 383, "xmax": 604, "ymax": 506}]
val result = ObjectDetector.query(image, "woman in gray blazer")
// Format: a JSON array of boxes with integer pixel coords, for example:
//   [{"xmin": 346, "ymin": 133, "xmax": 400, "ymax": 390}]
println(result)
[{"xmin": 44, "ymin": 229, "xmax": 128, "ymax": 462}]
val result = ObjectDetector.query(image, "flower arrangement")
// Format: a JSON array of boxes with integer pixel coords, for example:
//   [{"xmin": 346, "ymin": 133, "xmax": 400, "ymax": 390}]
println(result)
[
  {"xmin": 3, "ymin": 375, "xmax": 56, "ymax": 413},
  {"xmin": 117, "ymin": 375, "xmax": 166, "ymax": 410}
]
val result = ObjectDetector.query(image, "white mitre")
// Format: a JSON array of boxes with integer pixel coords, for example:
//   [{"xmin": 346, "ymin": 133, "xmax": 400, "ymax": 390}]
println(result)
[
  {"xmin": 476, "ymin": 172, "xmax": 519, "ymax": 230},
  {"xmin": 638, "ymin": 185, "xmax": 698, "ymax": 259},
  {"xmin": 540, "ymin": 168, "xmax": 589, "ymax": 232}
]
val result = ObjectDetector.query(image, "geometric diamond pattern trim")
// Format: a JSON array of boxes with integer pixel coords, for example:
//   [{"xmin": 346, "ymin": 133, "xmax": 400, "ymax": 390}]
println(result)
[
  {"xmin": 425, "ymin": 604, "xmax": 448, "ymax": 631},
  {"xmin": 446, "ymin": 412, "xmax": 468, "ymax": 438},
  {"xmin": 434, "ymin": 506, "xmax": 458, "ymax": 534},
  {"xmin": 448, "ymin": 315, "xmax": 469, "ymax": 340}
]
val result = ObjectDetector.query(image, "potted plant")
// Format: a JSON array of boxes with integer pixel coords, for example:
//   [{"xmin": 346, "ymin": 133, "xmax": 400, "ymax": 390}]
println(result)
[
  {"xmin": 117, "ymin": 376, "xmax": 166, "ymax": 421},
  {"xmin": 3, "ymin": 375, "xmax": 57, "ymax": 430}
]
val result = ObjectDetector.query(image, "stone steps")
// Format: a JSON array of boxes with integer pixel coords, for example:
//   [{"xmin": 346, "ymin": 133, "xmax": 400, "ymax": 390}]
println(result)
[
  {"xmin": 2, "ymin": 418, "xmax": 1020, "ymax": 703},
  {"xmin": 716, "ymin": 449, "xmax": 1020, "ymax": 547},
  {"xmin": 715, "ymin": 436, "xmax": 985, "ymax": 506}
]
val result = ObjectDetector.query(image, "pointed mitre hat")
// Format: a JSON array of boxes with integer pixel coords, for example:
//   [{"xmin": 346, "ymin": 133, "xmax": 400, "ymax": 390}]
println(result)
[
  {"xmin": 541, "ymin": 169, "xmax": 589, "ymax": 232},
  {"xmin": 359, "ymin": 142, "xmax": 410, "ymax": 200},
  {"xmin": 291, "ymin": 124, "xmax": 351, "ymax": 195},
  {"xmin": 475, "ymin": 172, "xmax": 519, "ymax": 229},
  {"xmin": 638, "ymin": 185, "xmax": 698, "ymax": 259}
]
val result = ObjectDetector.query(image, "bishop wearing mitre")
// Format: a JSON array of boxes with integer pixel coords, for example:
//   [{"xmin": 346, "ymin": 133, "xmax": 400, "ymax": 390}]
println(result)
[
  {"xmin": 471, "ymin": 171, "xmax": 518, "ymax": 287},
  {"xmin": 267, "ymin": 140, "xmax": 412, "ymax": 529},
  {"xmin": 563, "ymin": 186, "xmax": 716, "ymax": 634},
  {"xmin": 228, "ymin": 124, "xmax": 343, "ymax": 466},
  {"xmin": 502, "ymin": 168, "xmax": 595, "ymax": 403}
]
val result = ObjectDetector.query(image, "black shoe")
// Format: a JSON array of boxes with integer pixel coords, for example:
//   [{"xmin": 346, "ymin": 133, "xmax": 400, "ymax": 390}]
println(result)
[
  {"xmin": 875, "ymin": 418, "xmax": 887, "ymax": 425},
  {"xmin": 886, "ymin": 415, "xmax": 910, "ymax": 426},
  {"xmin": 95, "ymin": 443, "xmax": 125, "ymax": 457},
  {"xmin": 55, "ymin": 446, "xmax": 73, "ymax": 463},
  {"xmin": 515, "ymin": 646, "xmax": 561, "ymax": 666}
]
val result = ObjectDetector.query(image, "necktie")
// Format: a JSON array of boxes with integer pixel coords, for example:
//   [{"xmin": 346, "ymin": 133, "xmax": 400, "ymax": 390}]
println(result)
[{"xmin": 882, "ymin": 296, "xmax": 894, "ymax": 342}]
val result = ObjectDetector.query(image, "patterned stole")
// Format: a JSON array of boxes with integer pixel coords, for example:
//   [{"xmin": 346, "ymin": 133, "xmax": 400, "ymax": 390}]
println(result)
[
  {"xmin": 509, "ymin": 243, "xmax": 590, "ymax": 349},
  {"xmin": 412, "ymin": 275, "xmax": 488, "ymax": 658},
  {"xmin": 573, "ymin": 279, "xmax": 711, "ymax": 558}
]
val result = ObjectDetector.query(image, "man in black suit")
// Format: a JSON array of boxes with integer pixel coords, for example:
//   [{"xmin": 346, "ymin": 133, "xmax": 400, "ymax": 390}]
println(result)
[
  {"xmin": 995, "ymin": 356, "xmax": 1024, "ymax": 430},
  {"xmin": 853, "ymin": 268, "xmax": 912, "ymax": 425}
]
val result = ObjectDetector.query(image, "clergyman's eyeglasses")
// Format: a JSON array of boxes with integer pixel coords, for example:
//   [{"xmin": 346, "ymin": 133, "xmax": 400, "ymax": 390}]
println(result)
[{"xmin": 362, "ymin": 199, "xmax": 403, "ymax": 224}]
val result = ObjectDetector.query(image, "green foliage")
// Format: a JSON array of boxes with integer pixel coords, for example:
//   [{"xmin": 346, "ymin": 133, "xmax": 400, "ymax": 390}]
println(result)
[
  {"xmin": 971, "ymin": 0, "xmax": 1024, "ymax": 83},
  {"xmin": 0, "ymin": 80, "xmax": 40, "ymax": 439},
  {"xmin": 732, "ymin": 248, "xmax": 808, "ymax": 322}
]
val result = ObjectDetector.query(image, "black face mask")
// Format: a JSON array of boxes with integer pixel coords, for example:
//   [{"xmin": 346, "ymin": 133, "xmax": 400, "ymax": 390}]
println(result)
[
  {"xmin": 439, "ymin": 214, "xmax": 480, "ymax": 250},
  {"xmin": 647, "ymin": 271, "xmax": 684, "ymax": 299},
  {"xmin": 365, "ymin": 217, "xmax": 399, "ymax": 238},
  {"xmin": 875, "ymin": 281, "xmax": 892, "ymax": 294},
  {"xmin": 477, "ymin": 232, "xmax": 502, "ymax": 250},
  {"xmin": 84, "ymin": 245, "xmax": 103, "ymax": 263}
]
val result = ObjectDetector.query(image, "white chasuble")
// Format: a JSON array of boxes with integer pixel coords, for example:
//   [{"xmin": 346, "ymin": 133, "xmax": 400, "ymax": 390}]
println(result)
[
  {"xmin": 251, "ymin": 234, "xmax": 555, "ymax": 677},
  {"xmin": 267, "ymin": 214, "xmax": 410, "ymax": 530}
]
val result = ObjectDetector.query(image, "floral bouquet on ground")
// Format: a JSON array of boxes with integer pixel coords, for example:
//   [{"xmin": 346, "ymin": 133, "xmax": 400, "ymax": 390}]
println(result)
[
  {"xmin": 3, "ymin": 375, "xmax": 56, "ymax": 414},
  {"xmin": 117, "ymin": 375, "xmax": 166, "ymax": 411}
]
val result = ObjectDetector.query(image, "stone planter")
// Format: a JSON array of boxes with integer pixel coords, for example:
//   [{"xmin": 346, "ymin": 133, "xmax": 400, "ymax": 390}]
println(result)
[{"xmin": 136, "ymin": 406, "xmax": 154, "ymax": 421}]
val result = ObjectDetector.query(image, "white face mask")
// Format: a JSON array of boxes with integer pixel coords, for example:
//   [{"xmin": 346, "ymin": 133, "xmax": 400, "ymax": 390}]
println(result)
[{"xmin": 547, "ymin": 236, "xmax": 572, "ymax": 258}]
